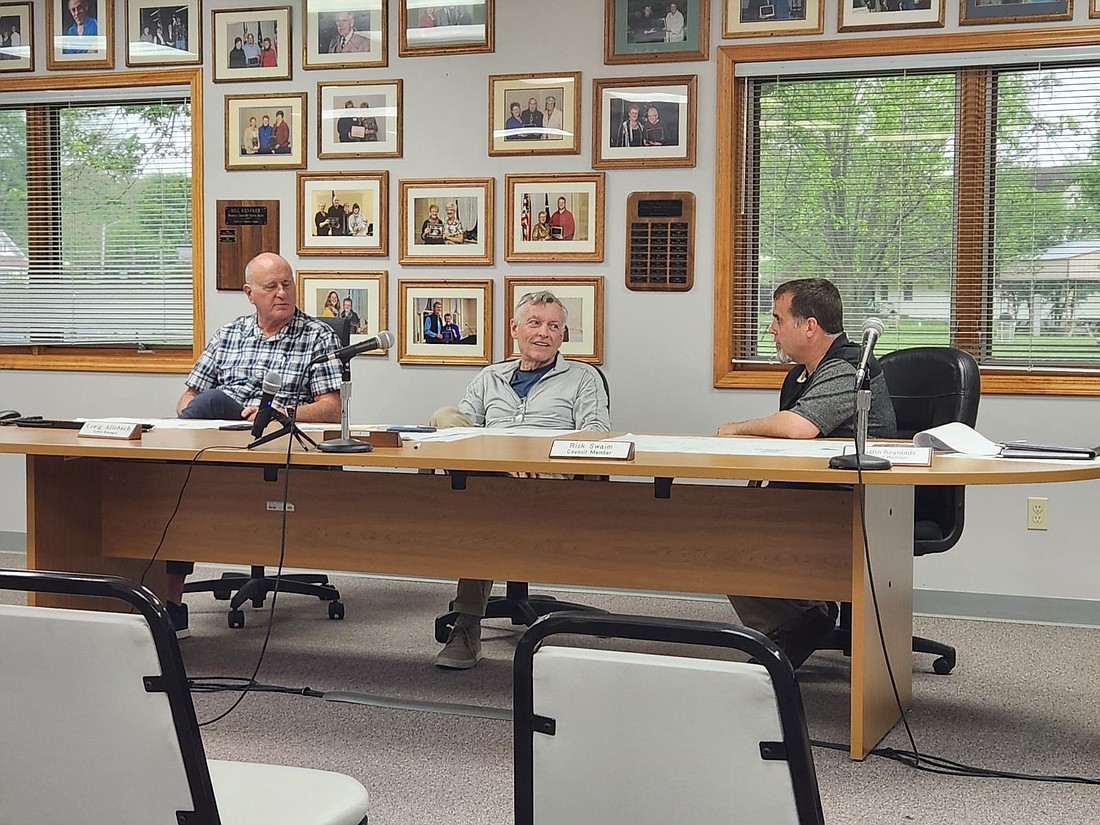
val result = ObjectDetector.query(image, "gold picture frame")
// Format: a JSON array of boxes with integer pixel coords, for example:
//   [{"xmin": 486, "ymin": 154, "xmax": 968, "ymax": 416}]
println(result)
[
  {"xmin": 297, "ymin": 171, "xmax": 389, "ymax": 256},
  {"xmin": 225, "ymin": 92, "xmax": 307, "ymax": 170},
  {"xmin": 960, "ymin": 0, "xmax": 1070, "ymax": 24},
  {"xmin": 317, "ymin": 79, "xmax": 403, "ymax": 159},
  {"xmin": 398, "ymin": 278, "xmax": 493, "ymax": 366},
  {"xmin": 838, "ymin": 0, "xmax": 944, "ymax": 31},
  {"xmin": 592, "ymin": 75, "xmax": 697, "ymax": 169},
  {"xmin": 722, "ymin": 0, "xmax": 824, "ymax": 38},
  {"xmin": 398, "ymin": 177, "xmax": 494, "ymax": 266},
  {"xmin": 489, "ymin": 72, "xmax": 581, "ymax": 157},
  {"xmin": 398, "ymin": 0, "xmax": 493, "ymax": 57},
  {"xmin": 0, "ymin": 3, "xmax": 34, "ymax": 73},
  {"xmin": 125, "ymin": 0, "xmax": 202, "ymax": 66},
  {"xmin": 604, "ymin": 0, "xmax": 709, "ymax": 65},
  {"xmin": 211, "ymin": 6, "xmax": 292, "ymax": 83},
  {"xmin": 505, "ymin": 173, "xmax": 605, "ymax": 263},
  {"xmin": 303, "ymin": 0, "xmax": 386, "ymax": 69},
  {"xmin": 297, "ymin": 270, "xmax": 389, "ymax": 355},
  {"xmin": 504, "ymin": 276, "xmax": 605, "ymax": 365},
  {"xmin": 47, "ymin": 0, "xmax": 114, "ymax": 70}
]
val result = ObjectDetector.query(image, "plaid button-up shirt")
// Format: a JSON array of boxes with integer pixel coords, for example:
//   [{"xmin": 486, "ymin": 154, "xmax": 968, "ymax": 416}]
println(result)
[{"xmin": 186, "ymin": 310, "xmax": 343, "ymax": 408}]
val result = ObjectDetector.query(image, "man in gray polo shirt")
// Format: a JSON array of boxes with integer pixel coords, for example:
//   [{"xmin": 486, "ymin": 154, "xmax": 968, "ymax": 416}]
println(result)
[
  {"xmin": 432, "ymin": 291, "xmax": 611, "ymax": 669},
  {"xmin": 717, "ymin": 278, "xmax": 896, "ymax": 669}
]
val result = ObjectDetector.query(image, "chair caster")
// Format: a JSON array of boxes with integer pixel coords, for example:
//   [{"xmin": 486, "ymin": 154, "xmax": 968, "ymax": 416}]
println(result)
[
  {"xmin": 328, "ymin": 601, "xmax": 345, "ymax": 620},
  {"xmin": 228, "ymin": 609, "xmax": 245, "ymax": 629},
  {"xmin": 932, "ymin": 655, "xmax": 955, "ymax": 675}
]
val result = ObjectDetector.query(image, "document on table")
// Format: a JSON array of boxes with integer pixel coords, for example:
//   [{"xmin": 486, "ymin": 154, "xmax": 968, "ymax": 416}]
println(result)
[
  {"xmin": 388, "ymin": 427, "xmax": 580, "ymax": 443},
  {"xmin": 92, "ymin": 417, "xmax": 331, "ymax": 432},
  {"xmin": 607, "ymin": 433, "xmax": 846, "ymax": 459}
]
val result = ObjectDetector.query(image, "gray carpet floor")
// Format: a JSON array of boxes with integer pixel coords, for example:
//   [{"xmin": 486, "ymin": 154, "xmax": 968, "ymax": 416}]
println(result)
[{"xmin": 2, "ymin": 552, "xmax": 1098, "ymax": 824}]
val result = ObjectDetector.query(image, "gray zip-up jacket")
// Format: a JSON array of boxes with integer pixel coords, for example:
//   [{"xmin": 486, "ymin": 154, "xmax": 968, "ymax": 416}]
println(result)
[{"xmin": 457, "ymin": 356, "xmax": 611, "ymax": 431}]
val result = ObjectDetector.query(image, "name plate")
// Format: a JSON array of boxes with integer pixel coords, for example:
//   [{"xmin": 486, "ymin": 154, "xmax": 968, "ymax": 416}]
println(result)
[
  {"xmin": 78, "ymin": 421, "xmax": 143, "ymax": 440},
  {"xmin": 548, "ymin": 439, "xmax": 635, "ymax": 461},
  {"xmin": 842, "ymin": 443, "xmax": 932, "ymax": 466}
]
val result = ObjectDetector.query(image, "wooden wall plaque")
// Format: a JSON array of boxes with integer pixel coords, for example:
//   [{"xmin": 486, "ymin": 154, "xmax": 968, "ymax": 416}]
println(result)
[
  {"xmin": 216, "ymin": 200, "xmax": 280, "ymax": 290},
  {"xmin": 625, "ymin": 191, "xmax": 695, "ymax": 292}
]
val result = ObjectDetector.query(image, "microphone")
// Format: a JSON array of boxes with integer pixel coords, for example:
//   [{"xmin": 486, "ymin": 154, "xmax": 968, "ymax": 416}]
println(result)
[
  {"xmin": 853, "ymin": 317, "xmax": 884, "ymax": 390},
  {"xmin": 311, "ymin": 330, "xmax": 395, "ymax": 365},
  {"xmin": 250, "ymin": 371, "xmax": 283, "ymax": 437}
]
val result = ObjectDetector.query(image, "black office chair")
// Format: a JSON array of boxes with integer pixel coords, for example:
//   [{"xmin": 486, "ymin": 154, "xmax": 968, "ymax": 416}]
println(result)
[
  {"xmin": 825, "ymin": 346, "xmax": 981, "ymax": 674},
  {"xmin": 184, "ymin": 315, "xmax": 353, "ymax": 628},
  {"xmin": 433, "ymin": 362, "xmax": 612, "ymax": 643}
]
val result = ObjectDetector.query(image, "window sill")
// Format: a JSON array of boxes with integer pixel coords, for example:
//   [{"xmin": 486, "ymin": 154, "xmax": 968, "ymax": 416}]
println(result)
[
  {"xmin": 0, "ymin": 350, "xmax": 195, "ymax": 374},
  {"xmin": 715, "ymin": 362, "xmax": 1100, "ymax": 397}
]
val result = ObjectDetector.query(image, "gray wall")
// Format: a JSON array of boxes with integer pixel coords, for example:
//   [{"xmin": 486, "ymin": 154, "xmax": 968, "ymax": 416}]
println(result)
[{"xmin": 2, "ymin": 1, "xmax": 1098, "ymax": 616}]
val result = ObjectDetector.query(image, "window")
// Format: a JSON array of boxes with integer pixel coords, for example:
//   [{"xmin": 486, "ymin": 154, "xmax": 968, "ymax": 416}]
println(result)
[
  {"xmin": 716, "ymin": 33, "xmax": 1100, "ymax": 395},
  {"xmin": 0, "ymin": 70, "xmax": 202, "ymax": 372}
]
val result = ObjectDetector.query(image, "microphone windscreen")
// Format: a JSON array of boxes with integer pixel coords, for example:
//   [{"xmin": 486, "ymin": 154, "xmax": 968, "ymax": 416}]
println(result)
[
  {"xmin": 376, "ymin": 330, "xmax": 395, "ymax": 349},
  {"xmin": 261, "ymin": 371, "xmax": 283, "ymax": 395},
  {"xmin": 862, "ymin": 317, "xmax": 884, "ymax": 337}
]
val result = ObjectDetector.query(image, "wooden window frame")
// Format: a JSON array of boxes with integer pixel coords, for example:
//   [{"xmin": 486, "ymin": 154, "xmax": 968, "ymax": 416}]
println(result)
[
  {"xmin": 0, "ymin": 68, "xmax": 204, "ymax": 374},
  {"xmin": 714, "ymin": 29, "xmax": 1100, "ymax": 397}
]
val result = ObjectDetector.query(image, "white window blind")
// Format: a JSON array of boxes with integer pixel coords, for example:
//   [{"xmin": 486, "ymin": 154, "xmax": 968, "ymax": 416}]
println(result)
[{"xmin": 0, "ymin": 94, "xmax": 193, "ymax": 349}]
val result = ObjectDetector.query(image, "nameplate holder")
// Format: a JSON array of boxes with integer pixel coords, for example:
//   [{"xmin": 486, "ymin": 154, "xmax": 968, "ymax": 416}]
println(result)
[
  {"xmin": 323, "ymin": 429, "xmax": 402, "ymax": 448},
  {"xmin": 548, "ymin": 439, "xmax": 635, "ymax": 461},
  {"xmin": 841, "ymin": 443, "xmax": 932, "ymax": 466},
  {"xmin": 78, "ymin": 421, "xmax": 143, "ymax": 440}
]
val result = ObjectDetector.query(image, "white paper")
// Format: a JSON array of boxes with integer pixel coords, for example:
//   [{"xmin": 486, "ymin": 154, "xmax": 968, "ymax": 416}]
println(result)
[
  {"xmin": 609, "ymin": 433, "xmax": 846, "ymax": 459},
  {"xmin": 913, "ymin": 422, "xmax": 1000, "ymax": 456}
]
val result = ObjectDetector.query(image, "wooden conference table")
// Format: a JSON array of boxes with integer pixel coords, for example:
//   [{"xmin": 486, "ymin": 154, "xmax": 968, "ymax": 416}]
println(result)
[{"xmin": 3, "ymin": 425, "xmax": 1098, "ymax": 760}]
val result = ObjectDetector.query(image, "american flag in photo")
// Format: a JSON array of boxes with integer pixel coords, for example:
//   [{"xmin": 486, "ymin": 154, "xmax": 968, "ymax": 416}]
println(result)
[{"xmin": 521, "ymin": 193, "xmax": 531, "ymax": 241}]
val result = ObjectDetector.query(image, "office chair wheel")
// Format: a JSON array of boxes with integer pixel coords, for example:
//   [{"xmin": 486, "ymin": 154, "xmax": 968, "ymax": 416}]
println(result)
[
  {"xmin": 932, "ymin": 654, "xmax": 955, "ymax": 675},
  {"xmin": 328, "ymin": 601, "xmax": 345, "ymax": 620},
  {"xmin": 228, "ymin": 609, "xmax": 245, "ymax": 629}
]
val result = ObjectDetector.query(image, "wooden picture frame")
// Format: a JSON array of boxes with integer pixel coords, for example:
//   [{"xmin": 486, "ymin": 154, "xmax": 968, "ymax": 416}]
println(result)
[
  {"xmin": 593, "ymin": 75, "xmax": 697, "ymax": 169},
  {"xmin": 504, "ymin": 276, "xmax": 605, "ymax": 365},
  {"xmin": 722, "ymin": 0, "xmax": 824, "ymax": 37},
  {"xmin": 225, "ymin": 93, "xmax": 306, "ymax": 170},
  {"xmin": 398, "ymin": 0, "xmax": 493, "ymax": 57},
  {"xmin": 398, "ymin": 278, "xmax": 493, "ymax": 365},
  {"xmin": 47, "ymin": 0, "xmax": 114, "ymax": 70},
  {"xmin": 297, "ymin": 270, "xmax": 389, "ymax": 355},
  {"xmin": 303, "ymin": 0, "xmax": 386, "ymax": 70},
  {"xmin": 211, "ymin": 6, "xmax": 291, "ymax": 83},
  {"xmin": 0, "ymin": 3, "xmax": 34, "ymax": 72},
  {"xmin": 489, "ymin": 72, "xmax": 581, "ymax": 157},
  {"xmin": 506, "ymin": 173, "xmax": 605, "ymax": 263},
  {"xmin": 604, "ymin": 0, "xmax": 708, "ymax": 64},
  {"xmin": 838, "ymin": 0, "xmax": 944, "ymax": 31},
  {"xmin": 399, "ymin": 178, "xmax": 494, "ymax": 266},
  {"xmin": 125, "ymin": 0, "xmax": 201, "ymax": 66},
  {"xmin": 960, "ymin": 0, "xmax": 1070, "ymax": 24},
  {"xmin": 317, "ymin": 80, "xmax": 402, "ymax": 159},
  {"xmin": 297, "ymin": 171, "xmax": 389, "ymax": 256},
  {"xmin": 1092, "ymin": 0, "xmax": 1100, "ymax": 17}
]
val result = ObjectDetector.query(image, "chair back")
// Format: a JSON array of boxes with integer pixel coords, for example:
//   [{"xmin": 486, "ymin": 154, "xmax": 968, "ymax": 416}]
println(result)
[
  {"xmin": 879, "ymin": 347, "xmax": 981, "ymax": 556},
  {"xmin": 514, "ymin": 613, "xmax": 824, "ymax": 825},
  {"xmin": 316, "ymin": 315, "xmax": 353, "ymax": 381},
  {"xmin": 0, "ymin": 570, "xmax": 222, "ymax": 825}
]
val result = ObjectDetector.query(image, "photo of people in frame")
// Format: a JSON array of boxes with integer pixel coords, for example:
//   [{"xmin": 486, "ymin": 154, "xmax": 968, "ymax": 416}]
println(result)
[
  {"xmin": 298, "ymin": 273, "xmax": 387, "ymax": 354},
  {"xmin": 237, "ymin": 105, "xmax": 295, "ymax": 157},
  {"xmin": 226, "ymin": 18, "xmax": 278, "ymax": 69},
  {"xmin": 625, "ymin": 0, "xmax": 690, "ymax": 42},
  {"xmin": 318, "ymin": 8, "xmax": 372, "ymax": 54},
  {"xmin": 415, "ymin": 296, "xmax": 479, "ymax": 345},
  {"xmin": 136, "ymin": 5, "xmax": 190, "ymax": 53},
  {"xmin": 311, "ymin": 287, "xmax": 371, "ymax": 335},
  {"xmin": 58, "ymin": 0, "xmax": 104, "ymax": 55},
  {"xmin": 519, "ymin": 192, "xmax": 591, "ymax": 243},
  {"xmin": 502, "ymin": 86, "xmax": 566, "ymax": 141},
  {"xmin": 411, "ymin": 196, "xmax": 479, "ymax": 247},
  {"xmin": 403, "ymin": 1, "xmax": 489, "ymax": 50},
  {"xmin": 332, "ymin": 95, "xmax": 384, "ymax": 145},
  {"xmin": 0, "ymin": 8, "xmax": 28, "ymax": 65},
  {"xmin": 608, "ymin": 97, "xmax": 680, "ymax": 148},
  {"xmin": 309, "ymin": 190, "xmax": 376, "ymax": 239}
]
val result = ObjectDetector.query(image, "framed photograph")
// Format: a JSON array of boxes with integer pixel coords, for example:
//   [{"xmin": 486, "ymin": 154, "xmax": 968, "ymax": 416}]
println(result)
[
  {"xmin": 303, "ymin": 1, "xmax": 386, "ymax": 69},
  {"xmin": 504, "ymin": 276, "xmax": 604, "ymax": 365},
  {"xmin": 1093, "ymin": 0, "xmax": 1100, "ymax": 17},
  {"xmin": 593, "ymin": 75, "xmax": 696, "ymax": 169},
  {"xmin": 398, "ymin": 279, "xmax": 493, "ymax": 366},
  {"xmin": 398, "ymin": 0, "xmax": 493, "ymax": 57},
  {"xmin": 225, "ymin": 93, "xmax": 306, "ymax": 170},
  {"xmin": 297, "ymin": 171, "xmax": 389, "ymax": 256},
  {"xmin": 960, "ymin": 0, "xmax": 1070, "ymax": 24},
  {"xmin": 489, "ymin": 72, "xmax": 580, "ymax": 157},
  {"xmin": 604, "ymin": 0, "xmax": 708, "ymax": 65},
  {"xmin": 0, "ymin": 3, "xmax": 34, "ymax": 72},
  {"xmin": 506, "ymin": 173, "xmax": 605, "ymax": 263},
  {"xmin": 298, "ymin": 270, "xmax": 388, "ymax": 356},
  {"xmin": 318, "ymin": 80, "xmax": 402, "ymax": 159},
  {"xmin": 399, "ymin": 178, "xmax": 493, "ymax": 266},
  {"xmin": 47, "ymin": 0, "xmax": 114, "ymax": 70},
  {"xmin": 838, "ymin": 0, "xmax": 943, "ymax": 30},
  {"xmin": 212, "ymin": 6, "xmax": 291, "ymax": 83},
  {"xmin": 722, "ymin": 0, "xmax": 824, "ymax": 37},
  {"xmin": 126, "ymin": 1, "xmax": 201, "ymax": 66}
]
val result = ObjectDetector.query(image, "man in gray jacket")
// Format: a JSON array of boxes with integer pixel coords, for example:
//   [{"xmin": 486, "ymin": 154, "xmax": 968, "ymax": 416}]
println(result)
[{"xmin": 432, "ymin": 291, "xmax": 611, "ymax": 669}]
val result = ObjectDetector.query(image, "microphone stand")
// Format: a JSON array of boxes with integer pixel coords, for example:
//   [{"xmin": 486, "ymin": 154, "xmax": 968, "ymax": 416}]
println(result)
[
  {"xmin": 829, "ymin": 384, "xmax": 892, "ymax": 471},
  {"xmin": 317, "ymin": 357, "xmax": 372, "ymax": 454},
  {"xmin": 247, "ymin": 406, "xmax": 319, "ymax": 451}
]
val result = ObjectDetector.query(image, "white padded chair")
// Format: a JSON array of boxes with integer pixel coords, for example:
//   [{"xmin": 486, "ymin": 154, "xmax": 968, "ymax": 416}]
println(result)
[
  {"xmin": 513, "ymin": 612, "xmax": 824, "ymax": 825},
  {"xmin": 0, "ymin": 569, "xmax": 369, "ymax": 825}
]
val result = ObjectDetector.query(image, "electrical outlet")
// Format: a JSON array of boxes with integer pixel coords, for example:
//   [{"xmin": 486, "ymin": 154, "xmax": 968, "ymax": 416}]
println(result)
[{"xmin": 1027, "ymin": 496, "xmax": 1048, "ymax": 531}]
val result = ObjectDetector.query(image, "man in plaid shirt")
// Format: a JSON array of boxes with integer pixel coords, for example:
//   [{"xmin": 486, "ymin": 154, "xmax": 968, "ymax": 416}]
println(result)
[{"xmin": 166, "ymin": 252, "xmax": 343, "ymax": 637}]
